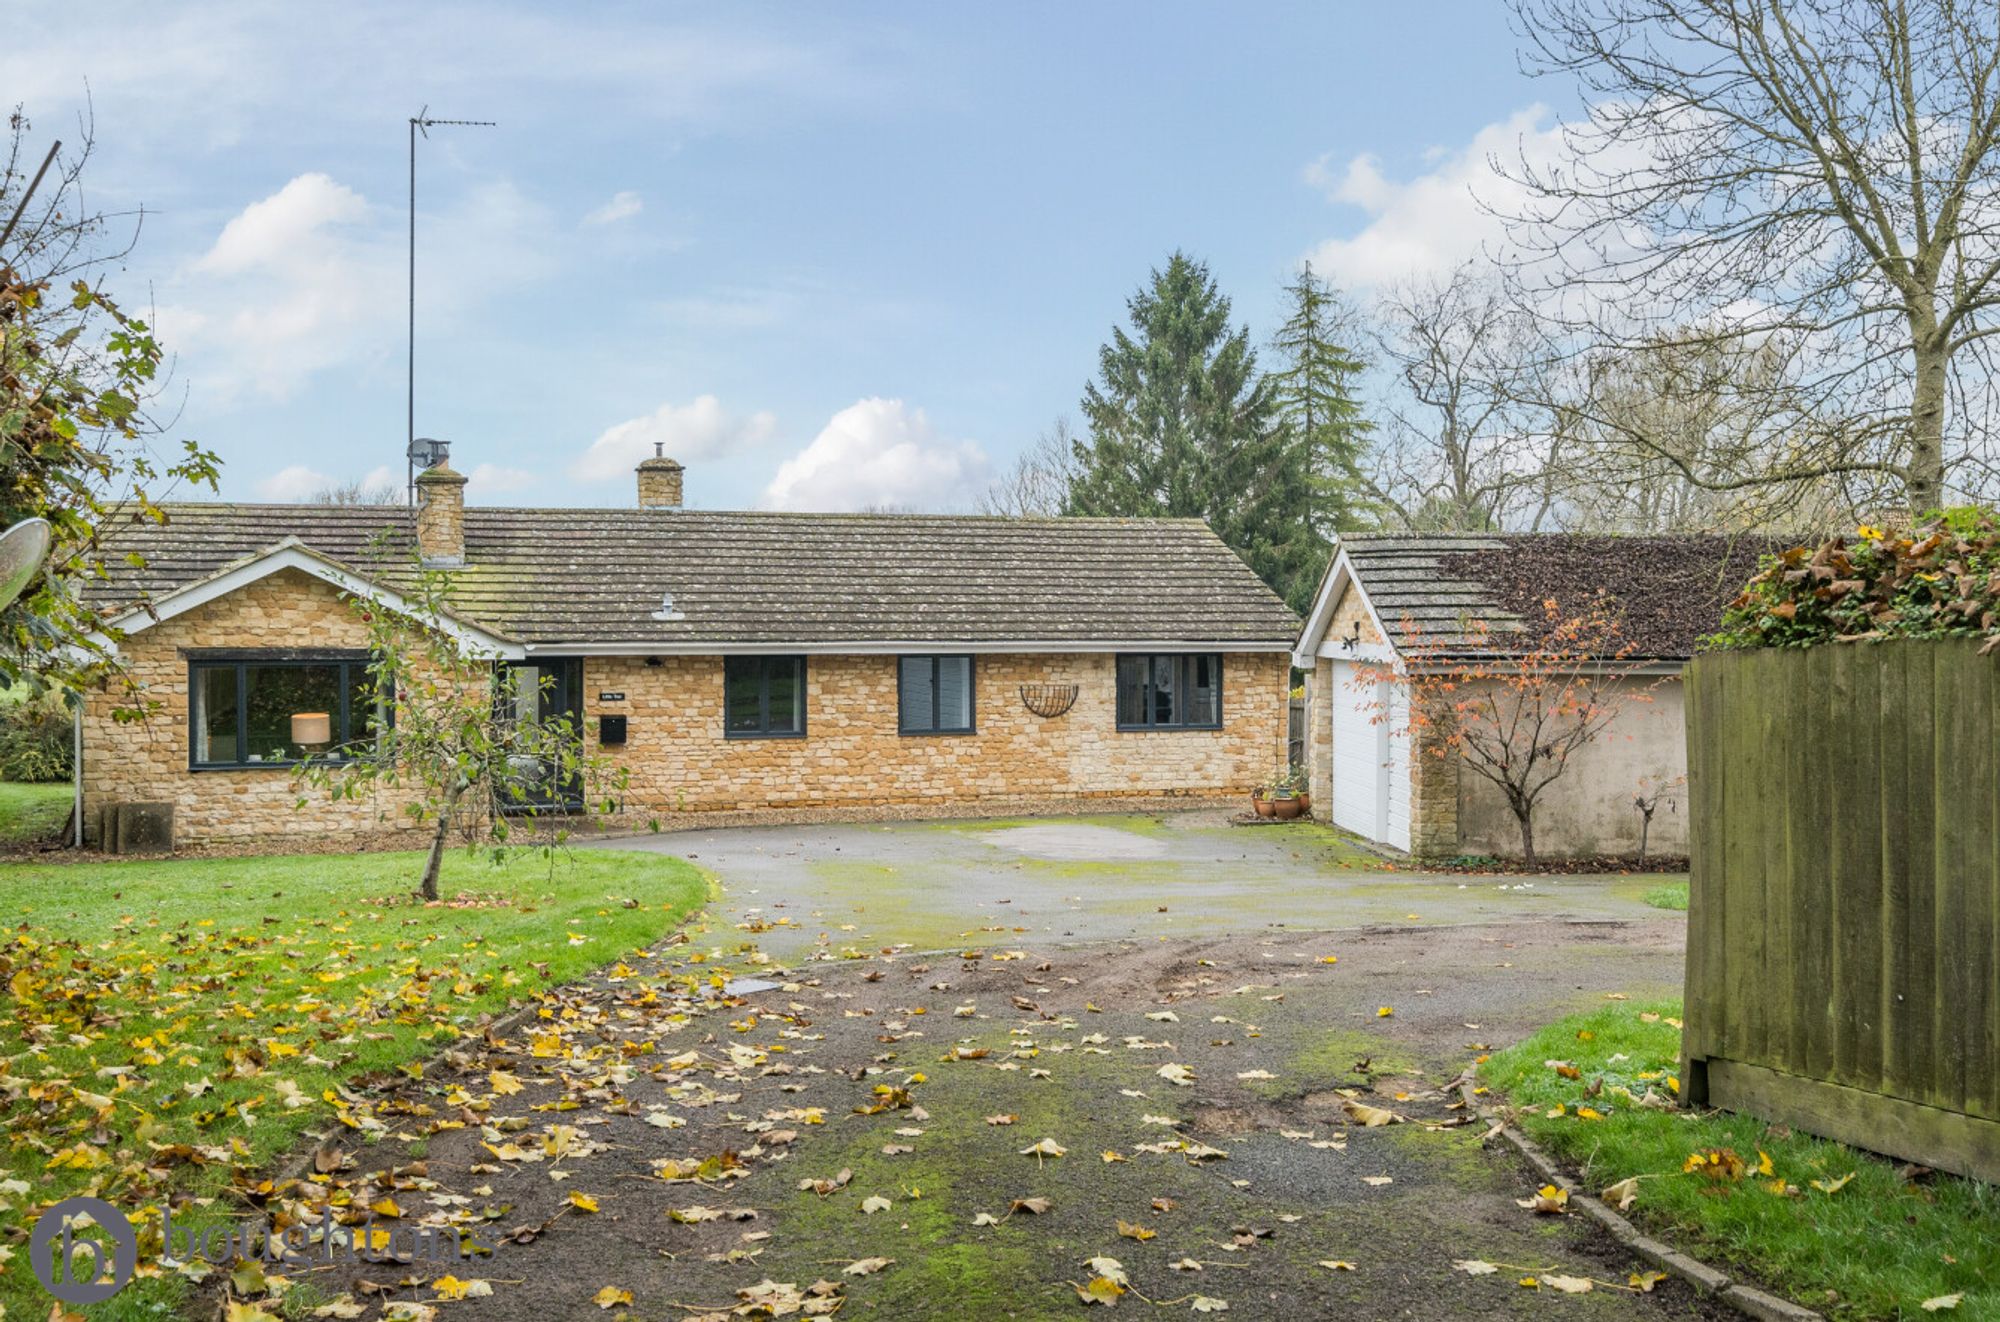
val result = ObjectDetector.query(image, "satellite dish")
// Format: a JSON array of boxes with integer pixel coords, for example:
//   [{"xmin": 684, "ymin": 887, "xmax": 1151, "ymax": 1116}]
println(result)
[{"xmin": 0, "ymin": 519, "xmax": 51, "ymax": 613}]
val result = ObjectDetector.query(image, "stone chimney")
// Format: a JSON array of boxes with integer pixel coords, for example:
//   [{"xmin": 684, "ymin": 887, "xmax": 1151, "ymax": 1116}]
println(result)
[
  {"xmin": 415, "ymin": 463, "xmax": 468, "ymax": 567},
  {"xmin": 637, "ymin": 443, "xmax": 685, "ymax": 509}
]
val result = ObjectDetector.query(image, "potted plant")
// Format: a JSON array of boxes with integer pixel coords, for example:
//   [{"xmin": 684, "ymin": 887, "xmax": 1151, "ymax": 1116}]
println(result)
[
  {"xmin": 1251, "ymin": 782, "xmax": 1277, "ymax": 817},
  {"xmin": 1283, "ymin": 765, "xmax": 1311, "ymax": 815}
]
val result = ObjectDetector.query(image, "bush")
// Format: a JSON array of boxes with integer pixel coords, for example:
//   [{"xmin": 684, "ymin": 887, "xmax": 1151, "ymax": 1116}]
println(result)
[
  {"xmin": 0, "ymin": 692, "xmax": 72, "ymax": 782},
  {"xmin": 1707, "ymin": 509, "xmax": 2000, "ymax": 651}
]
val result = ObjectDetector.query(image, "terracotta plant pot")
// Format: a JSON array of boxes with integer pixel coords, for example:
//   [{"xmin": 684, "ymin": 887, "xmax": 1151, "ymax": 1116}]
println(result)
[
  {"xmin": 1272, "ymin": 796, "xmax": 1304, "ymax": 821},
  {"xmin": 1253, "ymin": 795, "xmax": 1276, "ymax": 818},
  {"xmin": 1296, "ymin": 792, "xmax": 1311, "ymax": 815}
]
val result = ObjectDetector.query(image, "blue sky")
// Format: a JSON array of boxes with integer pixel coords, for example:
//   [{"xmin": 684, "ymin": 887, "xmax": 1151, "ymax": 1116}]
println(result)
[{"xmin": 8, "ymin": 2, "xmax": 1563, "ymax": 511}]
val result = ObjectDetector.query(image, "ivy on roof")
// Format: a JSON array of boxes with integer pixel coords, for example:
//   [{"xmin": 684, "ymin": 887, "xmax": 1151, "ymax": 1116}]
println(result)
[{"xmin": 1706, "ymin": 510, "xmax": 2000, "ymax": 652}]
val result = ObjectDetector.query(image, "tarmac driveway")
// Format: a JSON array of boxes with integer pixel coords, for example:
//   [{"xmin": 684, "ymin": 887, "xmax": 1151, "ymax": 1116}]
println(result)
[
  {"xmin": 597, "ymin": 810, "xmax": 1686, "ymax": 964},
  {"xmin": 275, "ymin": 814, "xmax": 1714, "ymax": 1321}
]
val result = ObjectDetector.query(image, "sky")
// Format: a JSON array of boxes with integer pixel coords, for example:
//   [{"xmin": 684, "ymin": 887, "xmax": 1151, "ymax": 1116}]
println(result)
[{"xmin": 4, "ymin": 2, "xmax": 1570, "ymax": 512}]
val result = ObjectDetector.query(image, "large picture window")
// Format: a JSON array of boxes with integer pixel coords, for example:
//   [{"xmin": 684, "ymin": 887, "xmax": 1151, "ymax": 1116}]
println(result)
[
  {"xmin": 1115, "ymin": 653, "xmax": 1222, "ymax": 731},
  {"xmin": 899, "ymin": 655, "xmax": 974, "ymax": 735},
  {"xmin": 189, "ymin": 654, "xmax": 380, "ymax": 768},
  {"xmin": 724, "ymin": 656, "xmax": 806, "ymax": 738}
]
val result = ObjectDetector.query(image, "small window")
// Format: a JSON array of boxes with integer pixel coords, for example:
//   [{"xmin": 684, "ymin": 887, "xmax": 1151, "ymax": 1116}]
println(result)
[
  {"xmin": 899, "ymin": 655, "xmax": 974, "ymax": 735},
  {"xmin": 189, "ymin": 655, "xmax": 381, "ymax": 768},
  {"xmin": 724, "ymin": 656, "xmax": 806, "ymax": 738},
  {"xmin": 1116, "ymin": 653, "xmax": 1223, "ymax": 731}
]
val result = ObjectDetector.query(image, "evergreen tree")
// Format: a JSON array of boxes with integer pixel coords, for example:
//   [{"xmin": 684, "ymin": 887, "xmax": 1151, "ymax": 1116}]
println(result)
[
  {"xmin": 1065, "ymin": 252, "xmax": 1318, "ymax": 610},
  {"xmin": 1268, "ymin": 261, "xmax": 1373, "ymax": 543}
]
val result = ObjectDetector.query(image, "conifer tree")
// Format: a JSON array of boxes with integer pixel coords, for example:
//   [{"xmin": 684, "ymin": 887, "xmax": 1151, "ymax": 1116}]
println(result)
[
  {"xmin": 1268, "ymin": 261, "xmax": 1372, "ymax": 543},
  {"xmin": 1066, "ymin": 252, "xmax": 1318, "ymax": 609}
]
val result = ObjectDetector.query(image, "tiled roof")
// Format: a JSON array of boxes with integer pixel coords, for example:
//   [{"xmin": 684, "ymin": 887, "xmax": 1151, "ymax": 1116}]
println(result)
[
  {"xmin": 1339, "ymin": 532, "xmax": 1769, "ymax": 659},
  {"xmin": 89, "ymin": 504, "xmax": 1300, "ymax": 648}
]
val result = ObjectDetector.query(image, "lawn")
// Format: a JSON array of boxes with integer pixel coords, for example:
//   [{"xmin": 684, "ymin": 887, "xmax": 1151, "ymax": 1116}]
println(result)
[
  {"xmin": 1483, "ymin": 1002, "xmax": 2000, "ymax": 1320},
  {"xmin": 1640, "ymin": 881, "xmax": 1688, "ymax": 911},
  {"xmin": 0, "ymin": 845, "xmax": 709, "ymax": 1319},
  {"xmin": 0, "ymin": 780, "xmax": 71, "ymax": 847}
]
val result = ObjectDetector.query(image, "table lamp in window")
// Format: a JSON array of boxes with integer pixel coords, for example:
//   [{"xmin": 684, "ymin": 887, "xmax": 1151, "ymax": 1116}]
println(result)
[{"xmin": 291, "ymin": 712, "xmax": 332, "ymax": 754}]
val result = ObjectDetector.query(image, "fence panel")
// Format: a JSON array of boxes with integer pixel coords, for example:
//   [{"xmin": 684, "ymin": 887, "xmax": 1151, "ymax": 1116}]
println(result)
[{"xmin": 1683, "ymin": 640, "xmax": 2000, "ymax": 1183}]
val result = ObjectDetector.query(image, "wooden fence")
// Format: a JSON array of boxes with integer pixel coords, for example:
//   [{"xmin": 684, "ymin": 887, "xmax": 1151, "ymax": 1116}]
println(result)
[{"xmin": 1683, "ymin": 640, "xmax": 2000, "ymax": 1184}]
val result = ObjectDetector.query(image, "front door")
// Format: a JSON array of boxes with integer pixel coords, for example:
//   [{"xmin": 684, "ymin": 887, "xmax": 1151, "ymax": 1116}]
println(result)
[{"xmin": 499, "ymin": 658, "xmax": 584, "ymax": 810}]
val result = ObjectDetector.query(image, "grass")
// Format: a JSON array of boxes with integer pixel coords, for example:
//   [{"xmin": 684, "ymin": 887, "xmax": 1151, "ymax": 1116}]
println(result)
[
  {"xmin": 0, "ymin": 845, "xmax": 709, "ymax": 1319},
  {"xmin": 1483, "ymin": 1001, "xmax": 2000, "ymax": 1320},
  {"xmin": 0, "ymin": 780, "xmax": 71, "ymax": 847},
  {"xmin": 1641, "ymin": 881, "xmax": 1689, "ymax": 911}
]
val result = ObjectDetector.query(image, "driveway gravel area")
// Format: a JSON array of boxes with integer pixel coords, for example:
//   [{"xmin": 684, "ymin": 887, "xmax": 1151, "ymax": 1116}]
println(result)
[{"xmin": 260, "ymin": 815, "xmax": 1716, "ymax": 1321}]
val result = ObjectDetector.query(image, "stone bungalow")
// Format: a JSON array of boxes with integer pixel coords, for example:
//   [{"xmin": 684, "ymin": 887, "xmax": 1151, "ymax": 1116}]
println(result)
[
  {"xmin": 1291, "ymin": 532, "xmax": 1764, "ymax": 861},
  {"xmin": 76, "ymin": 455, "xmax": 1299, "ymax": 849}
]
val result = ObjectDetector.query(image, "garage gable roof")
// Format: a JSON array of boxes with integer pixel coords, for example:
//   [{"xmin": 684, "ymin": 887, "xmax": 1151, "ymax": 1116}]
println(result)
[{"xmin": 1294, "ymin": 532, "xmax": 1769, "ymax": 664}]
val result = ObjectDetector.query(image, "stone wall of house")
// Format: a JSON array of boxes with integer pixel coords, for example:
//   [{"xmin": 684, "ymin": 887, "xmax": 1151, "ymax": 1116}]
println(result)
[
  {"xmin": 79, "ymin": 571, "xmax": 1288, "ymax": 847},
  {"xmin": 1305, "ymin": 656, "xmax": 1334, "ymax": 814},
  {"xmin": 1409, "ymin": 715, "xmax": 1460, "ymax": 860},
  {"xmin": 585, "ymin": 652, "xmax": 1289, "ymax": 815},
  {"xmin": 80, "ymin": 568, "xmax": 430, "ymax": 848},
  {"xmin": 1329, "ymin": 581, "xmax": 1384, "ymax": 648}
]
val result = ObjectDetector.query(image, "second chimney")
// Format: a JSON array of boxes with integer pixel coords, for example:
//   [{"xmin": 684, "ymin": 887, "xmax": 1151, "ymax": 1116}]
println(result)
[
  {"xmin": 415, "ymin": 463, "xmax": 468, "ymax": 566},
  {"xmin": 637, "ymin": 443, "xmax": 685, "ymax": 509}
]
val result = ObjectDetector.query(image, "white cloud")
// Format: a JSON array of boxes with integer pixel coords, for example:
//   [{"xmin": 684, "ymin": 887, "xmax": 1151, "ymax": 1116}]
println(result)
[
  {"xmin": 156, "ymin": 173, "xmax": 389, "ymax": 402},
  {"xmin": 254, "ymin": 464, "xmax": 335, "ymax": 501},
  {"xmin": 583, "ymin": 190, "xmax": 644, "ymax": 226},
  {"xmin": 467, "ymin": 463, "xmax": 539, "ymax": 496},
  {"xmin": 253, "ymin": 463, "xmax": 403, "ymax": 502},
  {"xmin": 761, "ymin": 398, "xmax": 989, "ymax": 512},
  {"xmin": 1304, "ymin": 105, "xmax": 1568, "ymax": 288},
  {"xmin": 574, "ymin": 395, "xmax": 778, "ymax": 483},
  {"xmin": 156, "ymin": 171, "xmax": 555, "ymax": 406}
]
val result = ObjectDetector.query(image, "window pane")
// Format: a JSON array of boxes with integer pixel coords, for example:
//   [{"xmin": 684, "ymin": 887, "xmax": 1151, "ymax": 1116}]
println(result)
[
  {"xmin": 1149, "ymin": 655, "xmax": 1180, "ymax": 726},
  {"xmin": 245, "ymin": 664, "xmax": 342, "ymax": 761},
  {"xmin": 724, "ymin": 658, "xmax": 763, "ymax": 732},
  {"xmin": 1117, "ymin": 656, "xmax": 1147, "ymax": 726},
  {"xmin": 900, "ymin": 657, "xmax": 934, "ymax": 732},
  {"xmin": 348, "ymin": 668, "xmax": 380, "ymax": 751},
  {"xmin": 937, "ymin": 657, "xmax": 972, "ymax": 731},
  {"xmin": 765, "ymin": 658, "xmax": 802, "ymax": 733},
  {"xmin": 193, "ymin": 667, "xmax": 239, "ymax": 765},
  {"xmin": 509, "ymin": 665, "xmax": 543, "ymax": 726},
  {"xmin": 1186, "ymin": 655, "xmax": 1220, "ymax": 727}
]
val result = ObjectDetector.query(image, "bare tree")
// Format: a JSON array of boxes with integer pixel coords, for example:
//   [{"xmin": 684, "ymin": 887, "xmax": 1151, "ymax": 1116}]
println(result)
[
  {"xmin": 1363, "ymin": 267, "xmax": 1557, "ymax": 531},
  {"xmin": 1535, "ymin": 330, "xmax": 1862, "ymax": 532},
  {"xmin": 1506, "ymin": 0, "xmax": 2000, "ymax": 514},
  {"xmin": 1367, "ymin": 597, "xmax": 1659, "ymax": 867},
  {"xmin": 977, "ymin": 417, "xmax": 1080, "ymax": 517},
  {"xmin": 311, "ymin": 478, "xmax": 403, "ymax": 506}
]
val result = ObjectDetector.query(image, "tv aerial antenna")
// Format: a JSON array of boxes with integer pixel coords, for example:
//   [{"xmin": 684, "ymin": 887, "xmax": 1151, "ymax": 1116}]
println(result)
[{"xmin": 406, "ymin": 107, "xmax": 496, "ymax": 504}]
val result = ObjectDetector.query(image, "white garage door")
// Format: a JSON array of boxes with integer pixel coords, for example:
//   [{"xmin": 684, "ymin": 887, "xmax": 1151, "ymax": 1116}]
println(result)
[{"xmin": 1328, "ymin": 660, "xmax": 1411, "ymax": 851}]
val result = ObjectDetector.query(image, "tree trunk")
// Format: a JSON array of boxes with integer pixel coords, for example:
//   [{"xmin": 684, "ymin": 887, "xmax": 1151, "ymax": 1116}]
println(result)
[
  {"xmin": 419, "ymin": 780, "xmax": 464, "ymax": 901},
  {"xmin": 1908, "ymin": 329, "xmax": 1948, "ymax": 516},
  {"xmin": 1515, "ymin": 806, "xmax": 1537, "ymax": 870}
]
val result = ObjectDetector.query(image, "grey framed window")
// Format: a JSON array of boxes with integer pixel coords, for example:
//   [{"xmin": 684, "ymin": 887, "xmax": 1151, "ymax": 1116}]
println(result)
[
  {"xmin": 899, "ymin": 655, "xmax": 975, "ymax": 735},
  {"xmin": 188, "ymin": 653, "xmax": 381, "ymax": 769},
  {"xmin": 1115, "ymin": 653, "xmax": 1222, "ymax": 731},
  {"xmin": 724, "ymin": 656, "xmax": 806, "ymax": 738}
]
